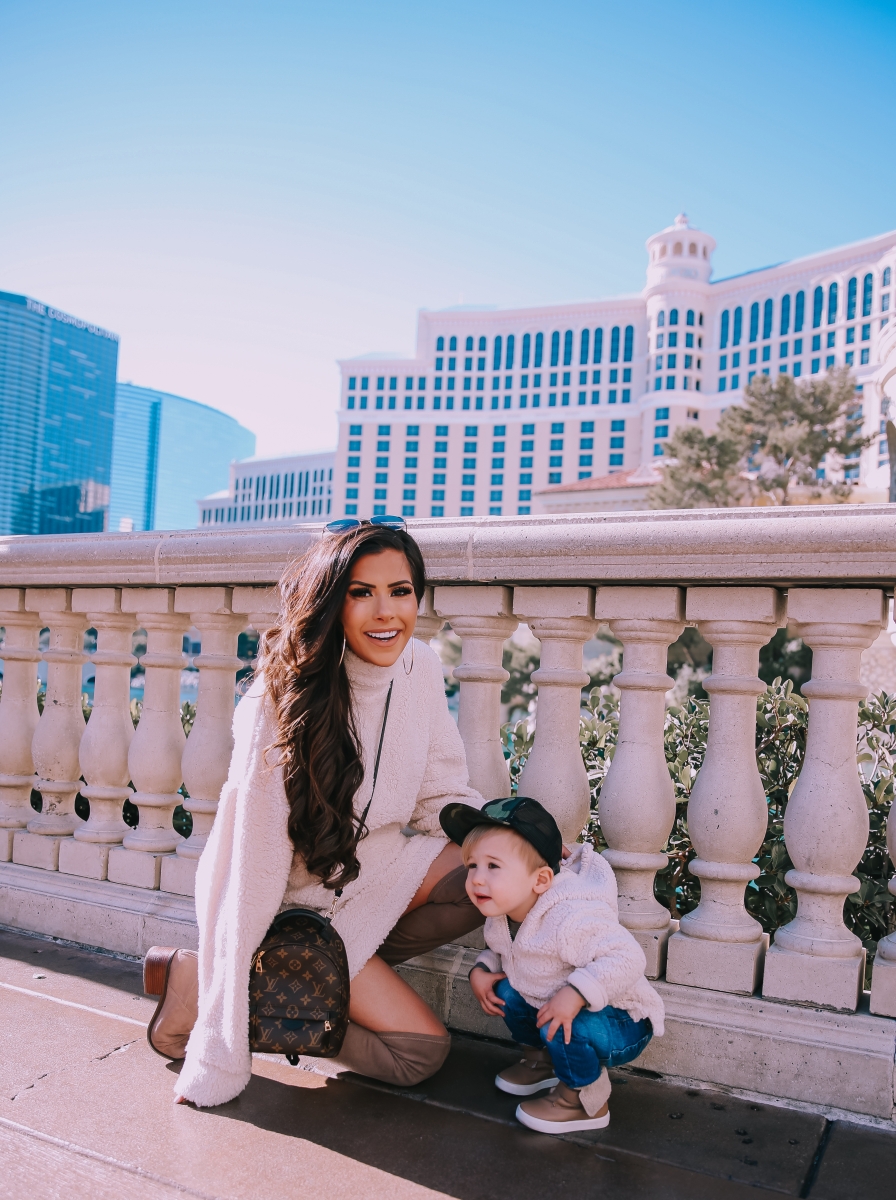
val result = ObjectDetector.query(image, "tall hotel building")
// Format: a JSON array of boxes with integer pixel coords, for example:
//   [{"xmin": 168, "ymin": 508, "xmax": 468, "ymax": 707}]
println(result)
[{"xmin": 334, "ymin": 215, "xmax": 896, "ymax": 518}]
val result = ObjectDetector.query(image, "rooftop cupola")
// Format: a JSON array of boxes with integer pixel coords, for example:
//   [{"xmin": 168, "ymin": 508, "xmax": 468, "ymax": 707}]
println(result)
[{"xmin": 645, "ymin": 213, "xmax": 716, "ymax": 291}]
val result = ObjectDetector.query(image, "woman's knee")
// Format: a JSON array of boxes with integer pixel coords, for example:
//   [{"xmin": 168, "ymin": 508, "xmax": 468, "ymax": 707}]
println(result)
[{"xmin": 378, "ymin": 1031, "xmax": 451, "ymax": 1085}]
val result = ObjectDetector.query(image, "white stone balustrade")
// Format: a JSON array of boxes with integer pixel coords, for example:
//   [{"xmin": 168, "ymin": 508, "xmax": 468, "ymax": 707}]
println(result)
[
  {"xmin": 107, "ymin": 588, "xmax": 190, "ymax": 890},
  {"xmin": 14, "ymin": 590, "xmax": 88, "ymax": 872},
  {"xmin": 593, "ymin": 586, "xmax": 685, "ymax": 977},
  {"xmin": 513, "ymin": 587, "xmax": 597, "ymax": 841},
  {"xmin": 58, "ymin": 589, "xmax": 137, "ymax": 881},
  {"xmin": 162, "ymin": 588, "xmax": 245, "ymax": 897},
  {"xmin": 0, "ymin": 589, "xmax": 43, "ymax": 861},
  {"xmin": 869, "ymin": 796, "xmax": 896, "ymax": 1016},
  {"xmin": 666, "ymin": 587, "xmax": 784, "ymax": 994},
  {"xmin": 2, "ymin": 511, "xmax": 896, "ymax": 1119},
  {"xmin": 764, "ymin": 588, "xmax": 886, "ymax": 1012},
  {"xmin": 433, "ymin": 585, "xmax": 516, "ymax": 801}
]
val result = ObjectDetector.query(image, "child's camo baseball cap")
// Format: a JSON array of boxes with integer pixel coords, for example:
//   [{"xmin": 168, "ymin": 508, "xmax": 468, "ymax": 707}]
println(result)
[{"xmin": 439, "ymin": 796, "xmax": 563, "ymax": 874}]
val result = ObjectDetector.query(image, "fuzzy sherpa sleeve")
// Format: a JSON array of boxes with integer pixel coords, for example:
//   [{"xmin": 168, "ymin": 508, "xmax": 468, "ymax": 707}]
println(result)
[
  {"xmin": 175, "ymin": 678, "xmax": 294, "ymax": 1107},
  {"xmin": 407, "ymin": 642, "xmax": 485, "ymax": 833},
  {"xmin": 559, "ymin": 907, "xmax": 650, "ymax": 1014}
]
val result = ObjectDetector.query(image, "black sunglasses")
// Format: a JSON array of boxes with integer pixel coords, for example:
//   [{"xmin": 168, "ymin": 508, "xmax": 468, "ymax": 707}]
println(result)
[{"xmin": 325, "ymin": 515, "xmax": 407, "ymax": 533}]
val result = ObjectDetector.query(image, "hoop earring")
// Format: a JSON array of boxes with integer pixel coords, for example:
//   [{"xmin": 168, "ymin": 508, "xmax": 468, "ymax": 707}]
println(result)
[
  {"xmin": 339, "ymin": 635, "xmax": 347, "ymax": 667},
  {"xmin": 404, "ymin": 637, "xmax": 415, "ymax": 676}
]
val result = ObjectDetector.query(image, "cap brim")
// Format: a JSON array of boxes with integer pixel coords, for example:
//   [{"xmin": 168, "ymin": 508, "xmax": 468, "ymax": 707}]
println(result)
[{"xmin": 439, "ymin": 802, "xmax": 505, "ymax": 846}]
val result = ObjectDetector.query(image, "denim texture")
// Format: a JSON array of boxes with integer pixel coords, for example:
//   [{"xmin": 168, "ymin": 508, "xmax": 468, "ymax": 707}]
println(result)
[{"xmin": 495, "ymin": 977, "xmax": 652, "ymax": 1090}]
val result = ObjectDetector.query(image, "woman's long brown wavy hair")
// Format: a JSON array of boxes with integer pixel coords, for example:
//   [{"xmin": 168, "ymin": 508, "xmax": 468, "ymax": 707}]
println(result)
[{"xmin": 263, "ymin": 525, "xmax": 426, "ymax": 889}]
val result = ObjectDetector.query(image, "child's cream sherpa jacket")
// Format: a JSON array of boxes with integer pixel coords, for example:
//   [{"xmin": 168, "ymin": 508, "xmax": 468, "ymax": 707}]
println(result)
[
  {"xmin": 176, "ymin": 640, "xmax": 484, "ymax": 1108},
  {"xmin": 474, "ymin": 842, "xmax": 665, "ymax": 1035}
]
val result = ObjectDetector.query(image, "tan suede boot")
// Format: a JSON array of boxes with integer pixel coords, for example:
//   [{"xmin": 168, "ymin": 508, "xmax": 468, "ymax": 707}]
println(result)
[
  {"xmin": 144, "ymin": 947, "xmax": 198, "ymax": 1060},
  {"xmin": 495, "ymin": 1046, "xmax": 559, "ymax": 1096},
  {"xmin": 516, "ymin": 1081, "xmax": 611, "ymax": 1134}
]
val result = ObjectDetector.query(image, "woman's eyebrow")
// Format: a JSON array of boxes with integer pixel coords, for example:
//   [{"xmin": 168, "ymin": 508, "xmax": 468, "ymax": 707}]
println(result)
[{"xmin": 348, "ymin": 578, "xmax": 413, "ymax": 588}]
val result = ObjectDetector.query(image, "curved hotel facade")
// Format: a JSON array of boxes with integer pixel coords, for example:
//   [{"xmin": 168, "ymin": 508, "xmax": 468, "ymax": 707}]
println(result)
[{"xmin": 335, "ymin": 215, "xmax": 896, "ymax": 518}]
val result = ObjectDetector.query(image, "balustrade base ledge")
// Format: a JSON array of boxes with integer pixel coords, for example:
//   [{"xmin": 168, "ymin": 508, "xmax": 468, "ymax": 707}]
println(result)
[
  {"xmin": 1, "ymin": 864, "xmax": 893, "ymax": 1120},
  {"xmin": 869, "ymin": 957, "xmax": 896, "ymax": 1018},
  {"xmin": 666, "ymin": 929, "xmax": 769, "ymax": 995},
  {"xmin": 763, "ymin": 942, "xmax": 867, "ymax": 1012},
  {"xmin": 0, "ymin": 861, "xmax": 197, "ymax": 957}
]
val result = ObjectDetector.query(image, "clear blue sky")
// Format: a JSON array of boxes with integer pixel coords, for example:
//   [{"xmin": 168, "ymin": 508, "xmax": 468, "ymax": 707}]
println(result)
[{"xmin": 1, "ymin": 0, "xmax": 894, "ymax": 455}]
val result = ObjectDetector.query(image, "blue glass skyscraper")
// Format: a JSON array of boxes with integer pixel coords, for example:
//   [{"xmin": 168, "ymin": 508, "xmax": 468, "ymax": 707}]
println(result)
[
  {"xmin": 0, "ymin": 291, "xmax": 118, "ymax": 535},
  {"xmin": 110, "ymin": 384, "xmax": 256, "ymax": 531}
]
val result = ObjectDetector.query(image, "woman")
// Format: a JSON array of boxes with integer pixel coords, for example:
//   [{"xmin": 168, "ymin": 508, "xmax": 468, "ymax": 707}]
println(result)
[{"xmin": 171, "ymin": 521, "xmax": 485, "ymax": 1107}]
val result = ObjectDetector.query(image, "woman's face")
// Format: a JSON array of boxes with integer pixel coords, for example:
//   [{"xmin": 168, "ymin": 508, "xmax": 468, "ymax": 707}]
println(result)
[{"xmin": 341, "ymin": 548, "xmax": 419, "ymax": 666}]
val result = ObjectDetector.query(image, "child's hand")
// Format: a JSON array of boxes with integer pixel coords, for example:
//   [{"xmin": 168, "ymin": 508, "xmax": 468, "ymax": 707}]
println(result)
[
  {"xmin": 536, "ymin": 985, "xmax": 586, "ymax": 1044},
  {"xmin": 470, "ymin": 967, "xmax": 507, "ymax": 1017}
]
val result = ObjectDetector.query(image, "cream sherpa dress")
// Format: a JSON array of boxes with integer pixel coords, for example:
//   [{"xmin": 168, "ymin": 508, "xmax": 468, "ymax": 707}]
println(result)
[{"xmin": 176, "ymin": 639, "xmax": 484, "ymax": 1107}]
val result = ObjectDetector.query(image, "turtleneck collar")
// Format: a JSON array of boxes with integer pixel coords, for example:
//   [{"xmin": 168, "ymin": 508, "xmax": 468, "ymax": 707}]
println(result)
[{"xmin": 343, "ymin": 646, "xmax": 406, "ymax": 692}]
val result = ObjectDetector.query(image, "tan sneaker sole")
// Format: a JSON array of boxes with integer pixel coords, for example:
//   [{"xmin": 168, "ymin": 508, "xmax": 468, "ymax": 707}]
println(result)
[
  {"xmin": 495, "ymin": 1070, "xmax": 559, "ymax": 1096},
  {"xmin": 515, "ymin": 1103, "xmax": 611, "ymax": 1134}
]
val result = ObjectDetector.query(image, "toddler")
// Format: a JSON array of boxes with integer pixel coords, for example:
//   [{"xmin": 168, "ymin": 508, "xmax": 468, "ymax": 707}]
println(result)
[{"xmin": 439, "ymin": 796, "xmax": 664, "ymax": 1134}]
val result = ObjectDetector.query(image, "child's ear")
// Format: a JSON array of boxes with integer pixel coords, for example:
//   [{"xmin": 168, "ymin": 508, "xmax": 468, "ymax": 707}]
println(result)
[{"xmin": 532, "ymin": 865, "xmax": 555, "ymax": 894}]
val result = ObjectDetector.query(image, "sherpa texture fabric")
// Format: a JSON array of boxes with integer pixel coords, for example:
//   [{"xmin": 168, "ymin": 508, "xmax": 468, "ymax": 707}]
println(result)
[
  {"xmin": 475, "ymin": 842, "xmax": 665, "ymax": 1036},
  {"xmin": 176, "ymin": 640, "xmax": 484, "ymax": 1107}
]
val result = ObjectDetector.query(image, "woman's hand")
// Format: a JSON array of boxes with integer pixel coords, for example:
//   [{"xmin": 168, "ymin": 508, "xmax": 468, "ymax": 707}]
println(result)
[
  {"xmin": 536, "ymin": 985, "xmax": 586, "ymax": 1044},
  {"xmin": 469, "ymin": 966, "xmax": 507, "ymax": 1017}
]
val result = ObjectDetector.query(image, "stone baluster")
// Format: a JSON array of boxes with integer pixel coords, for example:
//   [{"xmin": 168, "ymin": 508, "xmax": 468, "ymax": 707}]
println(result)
[
  {"xmin": 414, "ymin": 587, "xmax": 445, "ymax": 644},
  {"xmin": 58, "ymin": 590, "xmax": 137, "ymax": 881},
  {"xmin": 232, "ymin": 586, "xmax": 280, "ymax": 675},
  {"xmin": 0, "ymin": 590, "xmax": 43, "ymax": 861},
  {"xmin": 107, "ymin": 588, "xmax": 189, "ymax": 890},
  {"xmin": 14, "ymin": 590, "xmax": 88, "ymax": 871},
  {"xmin": 433, "ymin": 586, "xmax": 516, "ymax": 801},
  {"xmin": 666, "ymin": 587, "xmax": 784, "ymax": 994},
  {"xmin": 512, "ymin": 587, "xmax": 597, "ymax": 842},
  {"xmin": 593, "ymin": 586, "xmax": 685, "ymax": 978},
  {"xmin": 764, "ymin": 588, "xmax": 885, "ymax": 1012},
  {"xmin": 870, "ymin": 791, "xmax": 896, "ymax": 1016},
  {"xmin": 161, "ymin": 588, "xmax": 245, "ymax": 896}
]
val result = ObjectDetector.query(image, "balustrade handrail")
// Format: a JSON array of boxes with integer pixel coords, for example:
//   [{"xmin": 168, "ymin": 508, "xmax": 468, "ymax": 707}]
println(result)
[{"xmin": 0, "ymin": 504, "xmax": 895, "ymax": 588}]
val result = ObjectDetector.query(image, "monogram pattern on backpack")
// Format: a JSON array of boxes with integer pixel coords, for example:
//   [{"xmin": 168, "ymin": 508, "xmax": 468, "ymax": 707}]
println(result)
[{"xmin": 249, "ymin": 909, "xmax": 349, "ymax": 1062}]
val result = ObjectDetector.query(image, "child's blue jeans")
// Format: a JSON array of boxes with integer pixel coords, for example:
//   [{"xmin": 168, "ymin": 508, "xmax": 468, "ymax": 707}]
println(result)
[{"xmin": 495, "ymin": 977, "xmax": 652, "ymax": 1090}]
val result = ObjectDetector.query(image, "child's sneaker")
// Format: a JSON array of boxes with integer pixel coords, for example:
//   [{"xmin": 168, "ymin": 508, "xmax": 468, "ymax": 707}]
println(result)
[
  {"xmin": 495, "ymin": 1046, "xmax": 559, "ymax": 1096},
  {"xmin": 515, "ymin": 1082, "xmax": 611, "ymax": 1134}
]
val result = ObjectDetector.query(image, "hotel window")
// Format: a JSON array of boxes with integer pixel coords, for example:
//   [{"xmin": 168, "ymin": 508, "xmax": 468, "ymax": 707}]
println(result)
[
  {"xmin": 828, "ymin": 282, "xmax": 838, "ymax": 325},
  {"xmin": 563, "ymin": 329, "xmax": 573, "ymax": 365},
  {"xmin": 666, "ymin": 377, "xmax": 675, "ymax": 390},
  {"xmin": 883, "ymin": 294, "xmax": 891, "ymax": 312},
  {"xmin": 862, "ymin": 323, "xmax": 871, "ymax": 340},
  {"xmin": 885, "ymin": 267, "xmax": 892, "ymax": 287},
  {"xmin": 506, "ymin": 334, "xmax": 515, "ymax": 369},
  {"xmin": 749, "ymin": 302, "xmax": 759, "ymax": 342},
  {"xmin": 812, "ymin": 358, "xmax": 820, "ymax": 374},
  {"xmin": 550, "ymin": 331, "xmax": 560, "ymax": 366},
  {"xmin": 655, "ymin": 424, "xmax": 668, "ymax": 437},
  {"xmin": 780, "ymin": 342, "xmax": 788, "ymax": 359},
  {"xmin": 493, "ymin": 336, "xmax": 502, "ymax": 371},
  {"xmin": 794, "ymin": 291, "xmax": 805, "ymax": 333},
  {"xmin": 657, "ymin": 311, "xmax": 665, "ymax": 327},
  {"xmin": 609, "ymin": 453, "xmax": 623, "ymax": 466},
  {"xmin": 522, "ymin": 332, "xmax": 531, "ymax": 368},
  {"xmin": 535, "ymin": 332, "xmax": 544, "ymax": 367},
  {"xmin": 863, "ymin": 273, "xmax": 873, "ymax": 317},
  {"xmin": 792, "ymin": 364, "xmax": 801, "ymax": 378},
  {"xmin": 733, "ymin": 306, "xmax": 743, "ymax": 346},
  {"xmin": 827, "ymin": 331, "xmax": 835, "ymax": 348},
  {"xmin": 762, "ymin": 346, "xmax": 771, "ymax": 362},
  {"xmin": 763, "ymin": 298, "xmax": 773, "ymax": 339},
  {"xmin": 847, "ymin": 277, "xmax": 857, "ymax": 321},
  {"xmin": 720, "ymin": 309, "xmax": 729, "ymax": 348},
  {"xmin": 449, "ymin": 337, "xmax": 457, "ymax": 351},
  {"xmin": 436, "ymin": 338, "xmax": 444, "ymax": 351},
  {"xmin": 812, "ymin": 286, "xmax": 824, "ymax": 328},
  {"xmin": 669, "ymin": 309, "xmax": 678, "ymax": 325},
  {"xmin": 779, "ymin": 294, "xmax": 791, "ymax": 335},
  {"xmin": 580, "ymin": 328, "xmax": 590, "ymax": 364},
  {"xmin": 861, "ymin": 348, "xmax": 870, "ymax": 364}
]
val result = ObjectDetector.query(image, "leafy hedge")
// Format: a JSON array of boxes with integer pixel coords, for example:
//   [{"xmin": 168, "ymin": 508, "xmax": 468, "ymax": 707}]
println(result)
[{"xmin": 504, "ymin": 679, "xmax": 896, "ymax": 978}]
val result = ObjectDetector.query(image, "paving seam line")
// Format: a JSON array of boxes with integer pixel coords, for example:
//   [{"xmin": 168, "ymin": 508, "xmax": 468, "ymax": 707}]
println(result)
[
  {"xmin": 0, "ymin": 980, "xmax": 149, "ymax": 1027},
  {"xmin": 0, "ymin": 1114, "xmax": 220, "ymax": 1199}
]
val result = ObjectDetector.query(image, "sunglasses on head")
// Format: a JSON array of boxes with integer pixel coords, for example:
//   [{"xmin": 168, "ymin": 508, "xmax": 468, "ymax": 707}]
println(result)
[{"xmin": 324, "ymin": 515, "xmax": 407, "ymax": 533}]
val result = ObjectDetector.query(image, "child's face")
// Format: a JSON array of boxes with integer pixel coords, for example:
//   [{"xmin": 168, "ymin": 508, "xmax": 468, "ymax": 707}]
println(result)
[{"xmin": 464, "ymin": 828, "xmax": 554, "ymax": 922}]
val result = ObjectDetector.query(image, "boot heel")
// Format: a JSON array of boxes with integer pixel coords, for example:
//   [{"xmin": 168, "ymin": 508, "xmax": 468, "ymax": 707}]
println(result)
[{"xmin": 144, "ymin": 947, "xmax": 176, "ymax": 998}]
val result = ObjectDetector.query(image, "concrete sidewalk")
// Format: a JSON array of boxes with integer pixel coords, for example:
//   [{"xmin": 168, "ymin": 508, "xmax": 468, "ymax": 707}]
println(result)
[{"xmin": 0, "ymin": 927, "xmax": 892, "ymax": 1200}]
